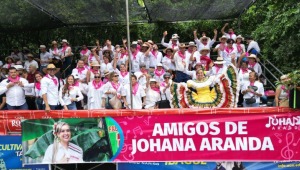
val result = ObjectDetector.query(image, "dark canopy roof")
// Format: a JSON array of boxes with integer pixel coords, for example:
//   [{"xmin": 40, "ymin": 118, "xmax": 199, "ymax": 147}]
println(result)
[{"xmin": 0, "ymin": 0, "xmax": 254, "ymax": 31}]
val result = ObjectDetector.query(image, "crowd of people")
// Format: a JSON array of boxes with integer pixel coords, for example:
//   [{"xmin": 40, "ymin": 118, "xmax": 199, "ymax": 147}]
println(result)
[{"xmin": 0, "ymin": 23, "xmax": 272, "ymax": 111}]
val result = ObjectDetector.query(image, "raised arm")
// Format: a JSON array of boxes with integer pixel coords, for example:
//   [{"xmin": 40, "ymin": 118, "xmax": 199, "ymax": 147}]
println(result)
[
  {"xmin": 221, "ymin": 23, "xmax": 228, "ymax": 35},
  {"xmin": 161, "ymin": 31, "xmax": 169, "ymax": 48}
]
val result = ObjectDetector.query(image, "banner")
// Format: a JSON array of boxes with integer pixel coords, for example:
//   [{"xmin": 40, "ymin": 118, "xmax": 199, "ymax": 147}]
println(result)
[
  {"xmin": 22, "ymin": 118, "xmax": 122, "ymax": 164},
  {"xmin": 113, "ymin": 113, "xmax": 300, "ymax": 161},
  {"xmin": 118, "ymin": 161, "xmax": 300, "ymax": 170},
  {"xmin": 21, "ymin": 112, "xmax": 300, "ymax": 164},
  {"xmin": 0, "ymin": 136, "xmax": 49, "ymax": 170}
]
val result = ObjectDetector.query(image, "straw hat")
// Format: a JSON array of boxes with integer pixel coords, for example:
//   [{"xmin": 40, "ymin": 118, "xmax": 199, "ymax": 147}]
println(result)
[
  {"xmin": 188, "ymin": 42, "xmax": 196, "ymax": 47},
  {"xmin": 90, "ymin": 61, "xmax": 101, "ymax": 67},
  {"xmin": 5, "ymin": 56, "xmax": 15, "ymax": 62},
  {"xmin": 200, "ymin": 47, "xmax": 210, "ymax": 53},
  {"xmin": 102, "ymin": 49, "xmax": 113, "ymax": 55},
  {"xmin": 199, "ymin": 36, "xmax": 211, "ymax": 42},
  {"xmin": 171, "ymin": 34, "xmax": 180, "ymax": 40},
  {"xmin": 214, "ymin": 57, "xmax": 225, "ymax": 64},
  {"xmin": 39, "ymin": 45, "xmax": 46, "ymax": 49},
  {"xmin": 248, "ymin": 54, "xmax": 257, "ymax": 61},
  {"xmin": 104, "ymin": 70, "xmax": 110, "ymax": 76},
  {"xmin": 147, "ymin": 40, "xmax": 154, "ymax": 45},
  {"xmin": 52, "ymin": 41, "xmax": 58, "ymax": 45},
  {"xmin": 219, "ymin": 35, "xmax": 228, "ymax": 41},
  {"xmin": 178, "ymin": 43, "xmax": 186, "ymax": 48},
  {"xmin": 27, "ymin": 53, "xmax": 34, "ymax": 58},
  {"xmin": 163, "ymin": 47, "xmax": 174, "ymax": 53},
  {"xmin": 236, "ymin": 35, "xmax": 244, "ymax": 41},
  {"xmin": 280, "ymin": 75, "xmax": 288, "ymax": 81},
  {"xmin": 61, "ymin": 39, "xmax": 69, "ymax": 44},
  {"xmin": 141, "ymin": 43, "xmax": 150, "ymax": 48}
]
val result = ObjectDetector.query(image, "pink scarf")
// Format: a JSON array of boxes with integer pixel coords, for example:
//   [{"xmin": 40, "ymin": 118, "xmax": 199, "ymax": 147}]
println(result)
[
  {"xmin": 187, "ymin": 49, "xmax": 193, "ymax": 54},
  {"xmin": 132, "ymin": 83, "xmax": 139, "ymax": 95},
  {"xmin": 52, "ymin": 47, "xmax": 58, "ymax": 54},
  {"xmin": 90, "ymin": 68, "xmax": 99, "ymax": 74},
  {"xmin": 250, "ymin": 82, "xmax": 255, "ymax": 86},
  {"xmin": 7, "ymin": 64, "xmax": 11, "ymax": 69},
  {"xmin": 81, "ymin": 49, "xmax": 88, "ymax": 55},
  {"xmin": 35, "ymin": 82, "xmax": 41, "ymax": 90},
  {"xmin": 172, "ymin": 44, "xmax": 177, "ymax": 49},
  {"xmin": 8, "ymin": 76, "xmax": 20, "ymax": 83},
  {"xmin": 92, "ymin": 80, "xmax": 103, "ymax": 89},
  {"xmin": 225, "ymin": 47, "xmax": 234, "ymax": 54},
  {"xmin": 151, "ymin": 87, "xmax": 160, "ymax": 94},
  {"xmin": 77, "ymin": 67, "xmax": 85, "ymax": 74},
  {"xmin": 248, "ymin": 62, "xmax": 256, "ymax": 68},
  {"xmin": 120, "ymin": 71, "xmax": 128, "ymax": 77},
  {"xmin": 120, "ymin": 52, "xmax": 127, "ymax": 59},
  {"xmin": 215, "ymin": 65, "xmax": 223, "ymax": 74},
  {"xmin": 141, "ymin": 69, "xmax": 148, "ymax": 74},
  {"xmin": 88, "ymin": 54, "xmax": 94, "ymax": 62},
  {"xmin": 236, "ymin": 42, "xmax": 242, "ymax": 53},
  {"xmin": 103, "ymin": 77, "xmax": 109, "ymax": 84},
  {"xmin": 45, "ymin": 74, "xmax": 58, "ymax": 86},
  {"xmin": 61, "ymin": 46, "xmax": 68, "ymax": 54},
  {"xmin": 74, "ymin": 81, "xmax": 79, "ymax": 87},
  {"xmin": 154, "ymin": 68, "xmax": 165, "ymax": 77},
  {"xmin": 68, "ymin": 85, "xmax": 74, "ymax": 91},
  {"xmin": 111, "ymin": 81, "xmax": 120, "ymax": 91},
  {"xmin": 151, "ymin": 51, "xmax": 158, "ymax": 58},
  {"xmin": 132, "ymin": 50, "xmax": 138, "ymax": 60},
  {"xmin": 241, "ymin": 68, "xmax": 248, "ymax": 74},
  {"xmin": 178, "ymin": 51, "xmax": 185, "ymax": 59},
  {"xmin": 160, "ymin": 82, "xmax": 166, "ymax": 87},
  {"xmin": 219, "ymin": 43, "xmax": 225, "ymax": 51},
  {"xmin": 165, "ymin": 54, "xmax": 171, "ymax": 59}
]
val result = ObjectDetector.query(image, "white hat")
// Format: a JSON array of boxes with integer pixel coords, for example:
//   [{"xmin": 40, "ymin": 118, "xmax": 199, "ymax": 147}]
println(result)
[
  {"xmin": 214, "ymin": 57, "xmax": 225, "ymax": 64},
  {"xmin": 280, "ymin": 75, "xmax": 288, "ymax": 80},
  {"xmin": 248, "ymin": 54, "xmax": 257, "ymax": 61},
  {"xmin": 171, "ymin": 34, "xmax": 180, "ymax": 40},
  {"xmin": 150, "ymin": 78, "xmax": 157, "ymax": 82},
  {"xmin": 188, "ymin": 42, "xmax": 196, "ymax": 47},
  {"xmin": 72, "ymin": 74, "xmax": 80, "ymax": 79},
  {"xmin": 236, "ymin": 35, "xmax": 244, "ymax": 41},
  {"xmin": 14, "ymin": 65, "xmax": 24, "ymax": 70},
  {"xmin": 199, "ymin": 36, "xmax": 211, "ymax": 42},
  {"xmin": 39, "ymin": 45, "xmax": 46, "ymax": 49},
  {"xmin": 219, "ymin": 35, "xmax": 228, "ymax": 40},
  {"xmin": 157, "ymin": 63, "xmax": 163, "ymax": 67},
  {"xmin": 90, "ymin": 61, "xmax": 101, "ymax": 67},
  {"xmin": 61, "ymin": 39, "xmax": 69, "ymax": 44},
  {"xmin": 132, "ymin": 41, "xmax": 138, "ymax": 45},
  {"xmin": 200, "ymin": 47, "xmax": 210, "ymax": 53},
  {"xmin": 147, "ymin": 40, "xmax": 154, "ymax": 45}
]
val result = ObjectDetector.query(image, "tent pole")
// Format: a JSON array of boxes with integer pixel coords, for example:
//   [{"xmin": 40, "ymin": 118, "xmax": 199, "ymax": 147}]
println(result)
[{"xmin": 126, "ymin": 0, "xmax": 133, "ymax": 109}]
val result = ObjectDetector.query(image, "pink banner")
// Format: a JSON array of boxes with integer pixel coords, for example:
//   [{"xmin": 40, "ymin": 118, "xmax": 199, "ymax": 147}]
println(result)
[{"xmin": 113, "ymin": 112, "xmax": 300, "ymax": 161}]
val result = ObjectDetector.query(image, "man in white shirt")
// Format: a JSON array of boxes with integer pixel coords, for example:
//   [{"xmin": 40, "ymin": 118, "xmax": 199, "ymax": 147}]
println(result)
[
  {"xmin": 173, "ymin": 43, "xmax": 190, "ymax": 83},
  {"xmin": 194, "ymin": 29, "xmax": 217, "ymax": 55},
  {"xmin": 246, "ymin": 36, "xmax": 261, "ymax": 55},
  {"xmin": 41, "ymin": 64, "xmax": 61, "ymax": 111},
  {"xmin": 161, "ymin": 31, "xmax": 180, "ymax": 50},
  {"xmin": 122, "ymin": 75, "xmax": 146, "ymax": 109},
  {"xmin": 221, "ymin": 23, "xmax": 237, "ymax": 40},
  {"xmin": 0, "ymin": 67, "xmax": 29, "ymax": 110},
  {"xmin": 39, "ymin": 45, "xmax": 51, "ymax": 72},
  {"xmin": 241, "ymin": 72, "xmax": 264, "ymax": 107},
  {"xmin": 24, "ymin": 53, "xmax": 39, "ymax": 72},
  {"xmin": 72, "ymin": 60, "xmax": 88, "ymax": 83}
]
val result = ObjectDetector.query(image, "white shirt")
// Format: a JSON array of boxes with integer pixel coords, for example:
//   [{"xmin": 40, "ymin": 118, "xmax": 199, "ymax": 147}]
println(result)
[
  {"xmin": 151, "ymin": 51, "xmax": 163, "ymax": 67},
  {"xmin": 114, "ymin": 69, "xmax": 130, "ymax": 85},
  {"xmin": 40, "ymin": 52, "xmax": 51, "ymax": 66},
  {"xmin": 10, "ymin": 52, "xmax": 24, "ymax": 62},
  {"xmin": 80, "ymin": 49, "xmax": 91, "ymax": 58},
  {"xmin": 41, "ymin": 75, "xmax": 60, "ymax": 105},
  {"xmin": 43, "ymin": 143, "xmax": 83, "ymax": 163},
  {"xmin": 238, "ymin": 69, "xmax": 251, "ymax": 89},
  {"xmin": 121, "ymin": 83, "xmax": 146, "ymax": 109},
  {"xmin": 134, "ymin": 71, "xmax": 147, "ymax": 90},
  {"xmin": 87, "ymin": 81, "xmax": 105, "ymax": 109},
  {"xmin": 24, "ymin": 60, "xmax": 39, "ymax": 72},
  {"xmin": 59, "ymin": 86, "xmax": 83, "ymax": 106},
  {"xmin": 195, "ymin": 39, "xmax": 215, "ymax": 57},
  {"xmin": 160, "ymin": 80, "xmax": 172, "ymax": 101},
  {"xmin": 190, "ymin": 51, "xmax": 201, "ymax": 67},
  {"xmin": 248, "ymin": 62, "xmax": 262, "ymax": 76},
  {"xmin": 210, "ymin": 65, "xmax": 227, "ymax": 76},
  {"xmin": 233, "ymin": 43, "xmax": 246, "ymax": 57},
  {"xmin": 140, "ymin": 52, "xmax": 155, "ymax": 69},
  {"xmin": 174, "ymin": 51, "xmax": 189, "ymax": 72},
  {"xmin": 242, "ymin": 81, "xmax": 264, "ymax": 103},
  {"xmin": 2, "ymin": 63, "xmax": 15, "ymax": 69},
  {"xmin": 0, "ymin": 77, "xmax": 28, "ymax": 106},
  {"xmin": 161, "ymin": 37, "xmax": 179, "ymax": 50},
  {"xmin": 225, "ymin": 33, "xmax": 237, "ymax": 40},
  {"xmin": 162, "ymin": 56, "xmax": 175, "ymax": 71},
  {"xmin": 220, "ymin": 47, "xmax": 237, "ymax": 66},
  {"xmin": 100, "ymin": 62, "xmax": 114, "ymax": 77},
  {"xmin": 72, "ymin": 67, "xmax": 88, "ymax": 82},
  {"xmin": 247, "ymin": 40, "xmax": 260, "ymax": 53},
  {"xmin": 131, "ymin": 51, "xmax": 142, "ymax": 72},
  {"xmin": 103, "ymin": 81, "xmax": 122, "ymax": 99},
  {"xmin": 49, "ymin": 48, "xmax": 61, "ymax": 60},
  {"xmin": 116, "ymin": 53, "xmax": 128, "ymax": 66},
  {"xmin": 145, "ymin": 88, "xmax": 161, "ymax": 109}
]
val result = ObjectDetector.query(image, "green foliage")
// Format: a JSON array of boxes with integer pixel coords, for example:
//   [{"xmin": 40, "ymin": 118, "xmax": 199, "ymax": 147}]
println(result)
[{"xmin": 235, "ymin": 0, "xmax": 300, "ymax": 73}]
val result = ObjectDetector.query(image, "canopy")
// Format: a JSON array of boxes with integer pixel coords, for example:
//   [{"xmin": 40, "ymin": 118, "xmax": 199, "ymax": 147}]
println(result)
[{"xmin": 0, "ymin": 0, "xmax": 254, "ymax": 31}]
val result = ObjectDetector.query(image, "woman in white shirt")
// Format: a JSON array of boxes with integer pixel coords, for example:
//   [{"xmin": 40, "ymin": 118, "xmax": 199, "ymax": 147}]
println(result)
[
  {"xmin": 162, "ymin": 48, "xmax": 175, "ymax": 72},
  {"xmin": 87, "ymin": 72, "xmax": 106, "ymax": 109},
  {"xmin": 144, "ymin": 78, "xmax": 161, "ymax": 109},
  {"xmin": 24, "ymin": 72, "xmax": 44, "ymax": 110},
  {"xmin": 43, "ymin": 122, "xmax": 83, "ymax": 163},
  {"xmin": 59, "ymin": 75, "xmax": 83, "ymax": 110},
  {"xmin": 233, "ymin": 35, "xmax": 246, "ymax": 61},
  {"xmin": 86, "ymin": 61, "xmax": 101, "ymax": 82},
  {"xmin": 104, "ymin": 72, "xmax": 122, "ymax": 109}
]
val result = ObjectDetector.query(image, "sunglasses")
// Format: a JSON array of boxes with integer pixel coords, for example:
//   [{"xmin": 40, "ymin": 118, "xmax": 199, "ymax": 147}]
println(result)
[
  {"xmin": 164, "ymin": 77, "xmax": 170, "ymax": 79},
  {"xmin": 114, "ymin": 75, "xmax": 119, "ymax": 77},
  {"xmin": 94, "ymin": 76, "xmax": 101, "ymax": 78},
  {"xmin": 60, "ymin": 129, "xmax": 70, "ymax": 133}
]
